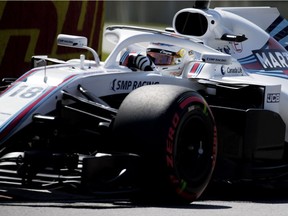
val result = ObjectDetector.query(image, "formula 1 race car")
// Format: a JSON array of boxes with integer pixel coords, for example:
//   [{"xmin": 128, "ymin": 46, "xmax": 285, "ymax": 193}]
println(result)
[{"xmin": 0, "ymin": 0, "xmax": 287, "ymax": 204}]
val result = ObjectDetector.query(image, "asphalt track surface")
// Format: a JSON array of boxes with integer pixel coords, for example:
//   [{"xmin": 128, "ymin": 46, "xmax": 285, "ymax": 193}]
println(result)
[{"xmin": 1, "ymin": 183, "xmax": 288, "ymax": 216}]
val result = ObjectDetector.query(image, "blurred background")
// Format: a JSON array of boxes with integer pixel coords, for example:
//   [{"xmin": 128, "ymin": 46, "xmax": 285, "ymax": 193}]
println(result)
[
  {"xmin": 0, "ymin": 1, "xmax": 287, "ymax": 79},
  {"xmin": 105, "ymin": 1, "xmax": 288, "ymax": 26},
  {"xmin": 103, "ymin": 1, "xmax": 288, "ymax": 55}
]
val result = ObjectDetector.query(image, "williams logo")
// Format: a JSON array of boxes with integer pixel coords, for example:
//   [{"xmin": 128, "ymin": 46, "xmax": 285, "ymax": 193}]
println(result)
[
  {"xmin": 253, "ymin": 49, "xmax": 288, "ymax": 71},
  {"xmin": 110, "ymin": 79, "xmax": 159, "ymax": 91}
]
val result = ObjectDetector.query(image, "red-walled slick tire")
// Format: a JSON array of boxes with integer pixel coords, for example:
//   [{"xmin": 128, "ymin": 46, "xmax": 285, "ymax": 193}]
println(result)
[{"xmin": 112, "ymin": 84, "xmax": 217, "ymax": 204}]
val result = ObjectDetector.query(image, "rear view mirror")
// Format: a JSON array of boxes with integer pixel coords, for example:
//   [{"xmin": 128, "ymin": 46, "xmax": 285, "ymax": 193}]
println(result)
[{"xmin": 57, "ymin": 34, "xmax": 88, "ymax": 48}]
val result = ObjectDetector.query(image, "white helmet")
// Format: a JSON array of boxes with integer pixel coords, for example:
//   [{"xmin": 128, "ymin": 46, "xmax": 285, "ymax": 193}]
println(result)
[{"xmin": 146, "ymin": 42, "xmax": 192, "ymax": 76}]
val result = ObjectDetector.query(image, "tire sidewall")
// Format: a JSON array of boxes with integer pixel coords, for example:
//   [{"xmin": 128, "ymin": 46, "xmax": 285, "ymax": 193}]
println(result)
[{"xmin": 163, "ymin": 92, "xmax": 217, "ymax": 201}]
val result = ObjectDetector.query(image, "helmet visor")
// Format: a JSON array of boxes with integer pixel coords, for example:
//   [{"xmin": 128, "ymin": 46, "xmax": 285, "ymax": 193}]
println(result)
[
  {"xmin": 147, "ymin": 52, "xmax": 174, "ymax": 65},
  {"xmin": 147, "ymin": 48, "xmax": 176, "ymax": 65}
]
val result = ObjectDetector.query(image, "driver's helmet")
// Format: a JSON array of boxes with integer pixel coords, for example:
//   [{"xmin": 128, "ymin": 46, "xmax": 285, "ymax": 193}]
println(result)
[{"xmin": 146, "ymin": 42, "xmax": 191, "ymax": 76}]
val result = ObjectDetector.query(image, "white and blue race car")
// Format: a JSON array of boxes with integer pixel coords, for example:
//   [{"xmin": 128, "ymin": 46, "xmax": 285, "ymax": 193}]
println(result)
[{"xmin": 0, "ymin": 0, "xmax": 287, "ymax": 204}]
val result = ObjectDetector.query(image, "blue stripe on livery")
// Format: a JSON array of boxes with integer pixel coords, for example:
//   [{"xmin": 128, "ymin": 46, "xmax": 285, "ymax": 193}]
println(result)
[{"xmin": 266, "ymin": 15, "xmax": 288, "ymax": 50}]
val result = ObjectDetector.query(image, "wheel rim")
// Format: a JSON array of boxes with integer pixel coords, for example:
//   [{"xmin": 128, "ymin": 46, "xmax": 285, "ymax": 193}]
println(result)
[{"xmin": 175, "ymin": 113, "xmax": 214, "ymax": 187}]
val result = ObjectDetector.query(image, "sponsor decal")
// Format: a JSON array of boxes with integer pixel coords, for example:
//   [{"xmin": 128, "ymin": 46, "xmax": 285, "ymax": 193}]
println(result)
[
  {"xmin": 253, "ymin": 49, "xmax": 288, "ymax": 71},
  {"xmin": 160, "ymin": 50, "xmax": 173, "ymax": 56},
  {"xmin": 220, "ymin": 65, "xmax": 243, "ymax": 75},
  {"xmin": 232, "ymin": 42, "xmax": 243, "ymax": 53},
  {"xmin": 206, "ymin": 57, "xmax": 226, "ymax": 63},
  {"xmin": 150, "ymin": 42, "xmax": 174, "ymax": 47},
  {"xmin": 203, "ymin": 55, "xmax": 228, "ymax": 64},
  {"xmin": 217, "ymin": 42, "xmax": 242, "ymax": 54},
  {"xmin": 166, "ymin": 112, "xmax": 179, "ymax": 169},
  {"xmin": 110, "ymin": 79, "xmax": 159, "ymax": 91},
  {"xmin": 217, "ymin": 45, "xmax": 231, "ymax": 55},
  {"xmin": 267, "ymin": 93, "xmax": 280, "ymax": 103}
]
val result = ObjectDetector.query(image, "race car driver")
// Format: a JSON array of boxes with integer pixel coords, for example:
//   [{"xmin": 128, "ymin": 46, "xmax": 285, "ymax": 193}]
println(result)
[
  {"xmin": 120, "ymin": 42, "xmax": 193, "ymax": 76},
  {"xmin": 146, "ymin": 42, "xmax": 192, "ymax": 76}
]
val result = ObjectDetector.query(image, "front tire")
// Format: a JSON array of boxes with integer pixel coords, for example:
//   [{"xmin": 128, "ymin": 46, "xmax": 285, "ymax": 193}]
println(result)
[{"xmin": 112, "ymin": 85, "xmax": 217, "ymax": 204}]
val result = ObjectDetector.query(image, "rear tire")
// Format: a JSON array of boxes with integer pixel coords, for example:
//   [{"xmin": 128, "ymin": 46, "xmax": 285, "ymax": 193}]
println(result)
[{"xmin": 112, "ymin": 84, "xmax": 217, "ymax": 204}]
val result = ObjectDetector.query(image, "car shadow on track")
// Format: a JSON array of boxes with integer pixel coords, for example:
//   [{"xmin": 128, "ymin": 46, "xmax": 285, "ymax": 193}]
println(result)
[
  {"xmin": 0, "ymin": 185, "xmax": 231, "ymax": 210},
  {"xmin": 200, "ymin": 182, "xmax": 288, "ymax": 204},
  {"xmin": 1, "ymin": 182, "xmax": 288, "ymax": 209},
  {"xmin": 0, "ymin": 200, "xmax": 232, "ymax": 211}
]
